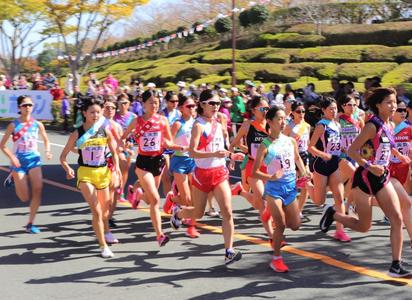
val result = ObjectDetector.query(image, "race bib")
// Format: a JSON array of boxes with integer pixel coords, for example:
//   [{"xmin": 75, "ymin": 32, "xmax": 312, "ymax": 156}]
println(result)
[
  {"xmin": 375, "ymin": 141, "xmax": 391, "ymax": 166},
  {"xmin": 298, "ymin": 133, "xmax": 309, "ymax": 152},
  {"xmin": 140, "ymin": 131, "xmax": 161, "ymax": 152},
  {"xmin": 391, "ymin": 141, "xmax": 410, "ymax": 163},
  {"xmin": 17, "ymin": 136, "xmax": 38, "ymax": 153},
  {"xmin": 251, "ymin": 143, "xmax": 260, "ymax": 159},
  {"xmin": 341, "ymin": 127, "xmax": 358, "ymax": 150},
  {"xmin": 82, "ymin": 146, "xmax": 106, "ymax": 166},
  {"xmin": 326, "ymin": 133, "xmax": 341, "ymax": 156}
]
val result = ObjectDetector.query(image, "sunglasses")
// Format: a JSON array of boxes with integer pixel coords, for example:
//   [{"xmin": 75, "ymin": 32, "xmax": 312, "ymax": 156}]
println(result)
[
  {"xmin": 204, "ymin": 101, "xmax": 221, "ymax": 106},
  {"xmin": 396, "ymin": 108, "xmax": 407, "ymax": 113},
  {"xmin": 344, "ymin": 103, "xmax": 357, "ymax": 107},
  {"xmin": 295, "ymin": 109, "xmax": 305, "ymax": 114},
  {"xmin": 257, "ymin": 107, "xmax": 269, "ymax": 112},
  {"xmin": 168, "ymin": 100, "xmax": 179, "ymax": 103},
  {"xmin": 185, "ymin": 104, "xmax": 197, "ymax": 109},
  {"xmin": 105, "ymin": 106, "xmax": 116, "ymax": 110},
  {"xmin": 20, "ymin": 103, "xmax": 33, "ymax": 108},
  {"xmin": 119, "ymin": 101, "xmax": 129, "ymax": 105}
]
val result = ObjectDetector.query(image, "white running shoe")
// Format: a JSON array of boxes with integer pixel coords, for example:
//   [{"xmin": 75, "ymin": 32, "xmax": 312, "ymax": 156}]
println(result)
[{"xmin": 100, "ymin": 246, "xmax": 114, "ymax": 258}]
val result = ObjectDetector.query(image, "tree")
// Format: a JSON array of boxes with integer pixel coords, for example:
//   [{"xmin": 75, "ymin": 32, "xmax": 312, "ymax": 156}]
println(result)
[
  {"xmin": 239, "ymin": 9, "xmax": 251, "ymax": 27},
  {"xmin": 0, "ymin": 0, "xmax": 50, "ymax": 79},
  {"xmin": 44, "ymin": 0, "xmax": 149, "ymax": 86},
  {"xmin": 248, "ymin": 5, "xmax": 270, "ymax": 26},
  {"xmin": 215, "ymin": 17, "xmax": 232, "ymax": 33}
]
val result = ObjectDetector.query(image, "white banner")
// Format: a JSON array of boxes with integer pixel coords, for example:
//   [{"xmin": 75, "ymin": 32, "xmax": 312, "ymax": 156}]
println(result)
[{"xmin": 0, "ymin": 90, "xmax": 53, "ymax": 120}]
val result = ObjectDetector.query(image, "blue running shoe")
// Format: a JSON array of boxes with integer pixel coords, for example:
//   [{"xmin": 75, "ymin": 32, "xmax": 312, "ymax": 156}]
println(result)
[
  {"xmin": 25, "ymin": 223, "xmax": 41, "ymax": 234},
  {"xmin": 3, "ymin": 173, "xmax": 14, "ymax": 189}
]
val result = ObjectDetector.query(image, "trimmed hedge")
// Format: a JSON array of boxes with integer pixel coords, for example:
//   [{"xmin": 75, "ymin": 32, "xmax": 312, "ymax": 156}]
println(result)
[
  {"xmin": 382, "ymin": 63, "xmax": 412, "ymax": 85},
  {"xmin": 337, "ymin": 63, "xmax": 398, "ymax": 81},
  {"xmin": 260, "ymin": 33, "xmax": 325, "ymax": 48}
]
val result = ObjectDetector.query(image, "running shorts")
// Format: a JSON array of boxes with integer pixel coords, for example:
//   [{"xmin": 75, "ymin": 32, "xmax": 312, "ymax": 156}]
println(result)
[
  {"xmin": 12, "ymin": 154, "xmax": 42, "ymax": 174},
  {"xmin": 264, "ymin": 179, "xmax": 298, "ymax": 207},
  {"xmin": 313, "ymin": 155, "xmax": 340, "ymax": 177},
  {"xmin": 170, "ymin": 155, "xmax": 195, "ymax": 175},
  {"xmin": 135, "ymin": 154, "xmax": 166, "ymax": 177},
  {"xmin": 389, "ymin": 163, "xmax": 409, "ymax": 185},
  {"xmin": 352, "ymin": 166, "xmax": 389, "ymax": 195},
  {"xmin": 77, "ymin": 166, "xmax": 111, "ymax": 190},
  {"xmin": 245, "ymin": 158, "xmax": 267, "ymax": 183},
  {"xmin": 192, "ymin": 165, "xmax": 229, "ymax": 193}
]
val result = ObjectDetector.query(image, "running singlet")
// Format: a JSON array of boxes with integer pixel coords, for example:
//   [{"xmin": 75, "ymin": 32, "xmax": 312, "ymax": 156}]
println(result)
[
  {"xmin": 288, "ymin": 120, "xmax": 310, "ymax": 153},
  {"xmin": 77, "ymin": 126, "xmax": 108, "ymax": 167},
  {"xmin": 246, "ymin": 121, "xmax": 268, "ymax": 159},
  {"xmin": 174, "ymin": 117, "xmax": 195, "ymax": 157},
  {"xmin": 316, "ymin": 119, "xmax": 341, "ymax": 156},
  {"xmin": 114, "ymin": 112, "xmax": 136, "ymax": 130},
  {"xmin": 339, "ymin": 115, "xmax": 361, "ymax": 151},
  {"xmin": 135, "ymin": 114, "xmax": 165, "ymax": 156},
  {"xmin": 12, "ymin": 119, "xmax": 39, "ymax": 157},
  {"xmin": 194, "ymin": 117, "xmax": 226, "ymax": 169},
  {"xmin": 163, "ymin": 108, "xmax": 181, "ymax": 127},
  {"xmin": 391, "ymin": 121, "xmax": 412, "ymax": 164},
  {"xmin": 262, "ymin": 134, "xmax": 296, "ymax": 183},
  {"xmin": 360, "ymin": 116, "xmax": 393, "ymax": 167}
]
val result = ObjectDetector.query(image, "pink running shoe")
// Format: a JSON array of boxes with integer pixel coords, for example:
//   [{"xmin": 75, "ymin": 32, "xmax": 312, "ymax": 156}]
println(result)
[
  {"xmin": 296, "ymin": 176, "xmax": 310, "ymax": 189},
  {"xmin": 127, "ymin": 186, "xmax": 143, "ymax": 209},
  {"xmin": 334, "ymin": 229, "xmax": 351, "ymax": 242},
  {"xmin": 270, "ymin": 257, "xmax": 289, "ymax": 273},
  {"xmin": 186, "ymin": 226, "xmax": 200, "ymax": 238},
  {"xmin": 157, "ymin": 234, "xmax": 170, "ymax": 247},
  {"xmin": 163, "ymin": 191, "xmax": 174, "ymax": 214},
  {"xmin": 231, "ymin": 182, "xmax": 243, "ymax": 196}
]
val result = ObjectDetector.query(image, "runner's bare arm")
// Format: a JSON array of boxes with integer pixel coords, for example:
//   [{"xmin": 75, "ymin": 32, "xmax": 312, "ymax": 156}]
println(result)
[
  {"xmin": 229, "ymin": 120, "xmax": 250, "ymax": 153},
  {"xmin": 60, "ymin": 131, "xmax": 78, "ymax": 179},
  {"xmin": 38, "ymin": 121, "xmax": 52, "ymax": 160},
  {"xmin": 308, "ymin": 124, "xmax": 330, "ymax": 160},
  {"xmin": 106, "ymin": 128, "xmax": 120, "ymax": 172},
  {"xmin": 292, "ymin": 138, "xmax": 307, "ymax": 177},
  {"xmin": 0, "ymin": 122, "xmax": 20, "ymax": 167},
  {"xmin": 251, "ymin": 143, "xmax": 272, "ymax": 181},
  {"xmin": 162, "ymin": 116, "xmax": 182, "ymax": 150},
  {"xmin": 121, "ymin": 117, "xmax": 137, "ymax": 140}
]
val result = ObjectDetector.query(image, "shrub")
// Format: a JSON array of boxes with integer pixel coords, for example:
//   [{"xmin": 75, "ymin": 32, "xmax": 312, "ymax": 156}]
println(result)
[
  {"xmin": 215, "ymin": 17, "xmax": 232, "ymax": 33},
  {"xmin": 382, "ymin": 63, "xmax": 412, "ymax": 85},
  {"xmin": 294, "ymin": 45, "xmax": 365, "ymax": 63},
  {"xmin": 260, "ymin": 33, "xmax": 325, "ymax": 48},
  {"xmin": 337, "ymin": 62, "xmax": 398, "ymax": 81}
]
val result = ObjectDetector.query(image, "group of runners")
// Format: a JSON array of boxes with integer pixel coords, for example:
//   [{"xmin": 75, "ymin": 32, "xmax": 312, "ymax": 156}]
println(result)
[{"xmin": 1, "ymin": 86, "xmax": 412, "ymax": 278}]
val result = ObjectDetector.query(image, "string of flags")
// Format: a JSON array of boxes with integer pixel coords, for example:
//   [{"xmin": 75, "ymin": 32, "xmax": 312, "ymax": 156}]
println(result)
[{"xmin": 57, "ymin": 0, "xmax": 271, "ymax": 62}]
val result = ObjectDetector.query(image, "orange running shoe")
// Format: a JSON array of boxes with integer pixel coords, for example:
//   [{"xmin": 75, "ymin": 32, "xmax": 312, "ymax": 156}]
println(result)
[
  {"xmin": 270, "ymin": 257, "xmax": 289, "ymax": 273},
  {"xmin": 163, "ymin": 191, "xmax": 174, "ymax": 214},
  {"xmin": 186, "ymin": 226, "xmax": 200, "ymax": 238}
]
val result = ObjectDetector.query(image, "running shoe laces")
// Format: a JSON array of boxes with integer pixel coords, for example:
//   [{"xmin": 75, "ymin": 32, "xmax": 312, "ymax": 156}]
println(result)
[
  {"xmin": 25, "ymin": 223, "xmax": 40, "ymax": 234},
  {"xmin": 270, "ymin": 257, "xmax": 289, "ymax": 273},
  {"xmin": 3, "ymin": 173, "xmax": 14, "ymax": 189},
  {"xmin": 319, "ymin": 205, "xmax": 336, "ymax": 233},
  {"xmin": 157, "ymin": 234, "xmax": 170, "ymax": 247},
  {"xmin": 170, "ymin": 206, "xmax": 181, "ymax": 230},
  {"xmin": 104, "ymin": 232, "xmax": 119, "ymax": 244},
  {"xmin": 388, "ymin": 262, "xmax": 411, "ymax": 278},
  {"xmin": 100, "ymin": 246, "xmax": 114, "ymax": 258},
  {"xmin": 225, "ymin": 249, "xmax": 242, "ymax": 265}
]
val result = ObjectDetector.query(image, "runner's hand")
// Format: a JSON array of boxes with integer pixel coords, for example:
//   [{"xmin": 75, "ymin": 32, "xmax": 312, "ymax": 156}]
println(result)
[
  {"xmin": 228, "ymin": 159, "xmax": 235, "ymax": 171},
  {"xmin": 321, "ymin": 153, "xmax": 332, "ymax": 161},
  {"xmin": 368, "ymin": 164, "xmax": 385, "ymax": 177},
  {"xmin": 66, "ymin": 168, "xmax": 75, "ymax": 180},
  {"xmin": 215, "ymin": 150, "xmax": 230, "ymax": 158},
  {"xmin": 11, "ymin": 156, "xmax": 21, "ymax": 168},
  {"xmin": 271, "ymin": 169, "xmax": 284, "ymax": 180},
  {"xmin": 399, "ymin": 154, "xmax": 411, "ymax": 165},
  {"xmin": 46, "ymin": 151, "xmax": 52, "ymax": 160}
]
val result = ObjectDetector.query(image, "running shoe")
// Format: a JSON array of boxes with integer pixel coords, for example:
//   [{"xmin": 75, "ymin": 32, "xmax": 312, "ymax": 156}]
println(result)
[
  {"xmin": 296, "ymin": 176, "xmax": 309, "ymax": 189},
  {"xmin": 170, "ymin": 206, "xmax": 181, "ymax": 230},
  {"xmin": 206, "ymin": 208, "xmax": 220, "ymax": 217},
  {"xmin": 383, "ymin": 216, "xmax": 391, "ymax": 225},
  {"xmin": 104, "ymin": 232, "xmax": 119, "ymax": 244},
  {"xmin": 186, "ymin": 226, "xmax": 200, "ymax": 238},
  {"xmin": 3, "ymin": 173, "xmax": 14, "ymax": 189},
  {"xmin": 127, "ymin": 186, "xmax": 143, "ymax": 209},
  {"xmin": 163, "ymin": 191, "xmax": 174, "ymax": 214},
  {"xmin": 319, "ymin": 205, "xmax": 336, "ymax": 233},
  {"xmin": 100, "ymin": 246, "xmax": 114, "ymax": 258},
  {"xmin": 171, "ymin": 180, "xmax": 179, "ymax": 196},
  {"xmin": 231, "ymin": 182, "xmax": 243, "ymax": 196},
  {"xmin": 225, "ymin": 249, "xmax": 242, "ymax": 265},
  {"xmin": 270, "ymin": 257, "xmax": 289, "ymax": 273},
  {"xmin": 118, "ymin": 194, "xmax": 128, "ymax": 203},
  {"xmin": 25, "ymin": 223, "xmax": 40, "ymax": 234},
  {"xmin": 388, "ymin": 261, "xmax": 411, "ymax": 278},
  {"xmin": 261, "ymin": 207, "xmax": 272, "ymax": 223},
  {"xmin": 157, "ymin": 234, "xmax": 170, "ymax": 247},
  {"xmin": 126, "ymin": 185, "xmax": 136, "ymax": 203},
  {"xmin": 333, "ymin": 229, "xmax": 351, "ymax": 242},
  {"xmin": 108, "ymin": 218, "xmax": 117, "ymax": 228}
]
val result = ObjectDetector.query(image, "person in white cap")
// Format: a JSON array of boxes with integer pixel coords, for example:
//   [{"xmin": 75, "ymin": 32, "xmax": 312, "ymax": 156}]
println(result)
[
  {"xmin": 147, "ymin": 82, "xmax": 156, "ymax": 90},
  {"xmin": 177, "ymin": 81, "xmax": 187, "ymax": 94}
]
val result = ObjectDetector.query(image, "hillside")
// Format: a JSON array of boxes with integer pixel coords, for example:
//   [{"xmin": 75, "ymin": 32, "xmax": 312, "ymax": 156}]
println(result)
[{"xmin": 87, "ymin": 21, "xmax": 412, "ymax": 93}]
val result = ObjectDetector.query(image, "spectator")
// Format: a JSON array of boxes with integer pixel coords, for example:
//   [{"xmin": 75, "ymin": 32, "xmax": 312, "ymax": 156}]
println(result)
[
  {"xmin": 267, "ymin": 84, "xmax": 284, "ymax": 107},
  {"xmin": 17, "ymin": 75, "xmax": 30, "ymax": 89},
  {"xmin": 0, "ymin": 79, "xmax": 6, "ymax": 90},
  {"xmin": 303, "ymin": 83, "xmax": 319, "ymax": 103},
  {"xmin": 50, "ymin": 84, "xmax": 64, "ymax": 101},
  {"xmin": 257, "ymin": 84, "xmax": 267, "ymax": 98},
  {"xmin": 64, "ymin": 73, "xmax": 74, "ymax": 96},
  {"xmin": 219, "ymin": 96, "xmax": 233, "ymax": 135},
  {"xmin": 72, "ymin": 85, "xmax": 84, "ymax": 129},
  {"xmin": 104, "ymin": 73, "xmax": 119, "ymax": 91},
  {"xmin": 230, "ymin": 87, "xmax": 246, "ymax": 129},
  {"xmin": 61, "ymin": 93, "xmax": 71, "ymax": 133},
  {"xmin": 396, "ymin": 85, "xmax": 410, "ymax": 105},
  {"xmin": 43, "ymin": 72, "xmax": 57, "ymax": 89},
  {"xmin": 330, "ymin": 77, "xmax": 341, "ymax": 99}
]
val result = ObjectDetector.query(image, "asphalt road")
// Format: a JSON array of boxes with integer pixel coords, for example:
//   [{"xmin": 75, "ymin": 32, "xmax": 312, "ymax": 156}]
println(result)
[{"xmin": 1, "ymin": 128, "xmax": 412, "ymax": 300}]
